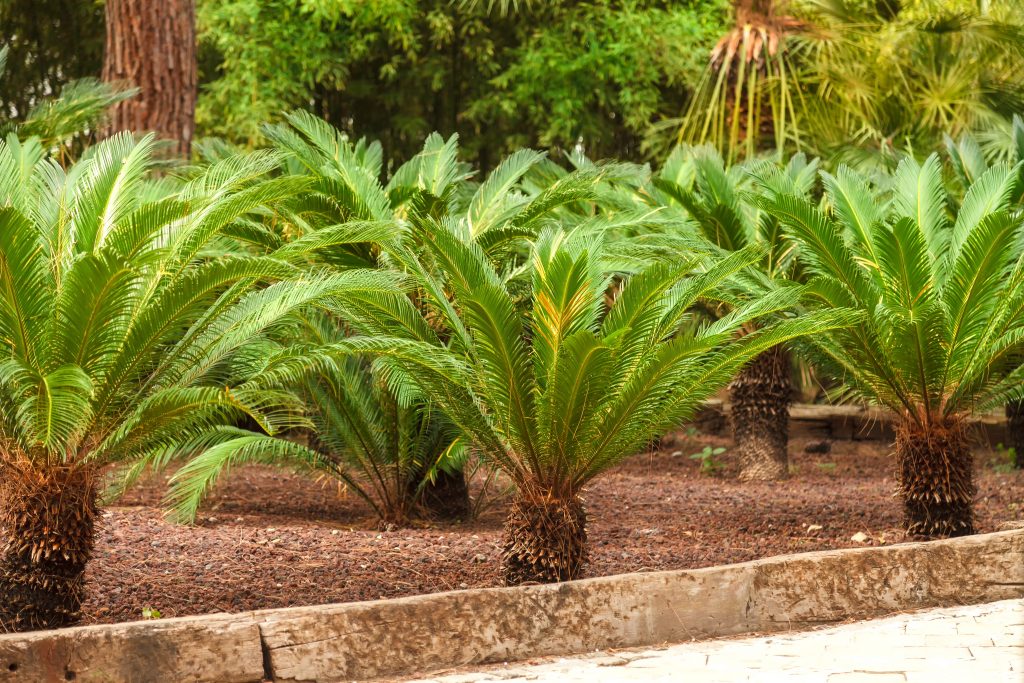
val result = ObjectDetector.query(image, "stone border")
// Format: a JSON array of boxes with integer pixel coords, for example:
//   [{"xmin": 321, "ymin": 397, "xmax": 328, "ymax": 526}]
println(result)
[
  {"xmin": 686, "ymin": 401, "xmax": 1008, "ymax": 444},
  {"xmin": 1, "ymin": 530, "xmax": 1021, "ymax": 682}
]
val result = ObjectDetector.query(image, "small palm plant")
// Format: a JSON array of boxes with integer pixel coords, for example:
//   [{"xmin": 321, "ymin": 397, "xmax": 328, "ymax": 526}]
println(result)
[
  {"xmin": 246, "ymin": 112, "xmax": 638, "ymax": 519},
  {"xmin": 0, "ymin": 133, "xmax": 393, "ymax": 631},
  {"xmin": 946, "ymin": 119, "xmax": 1024, "ymax": 468},
  {"xmin": 163, "ymin": 310, "xmax": 464, "ymax": 527},
  {"xmin": 340, "ymin": 220, "xmax": 854, "ymax": 584},
  {"xmin": 762, "ymin": 154, "xmax": 1024, "ymax": 536},
  {"xmin": 645, "ymin": 145, "xmax": 820, "ymax": 480}
]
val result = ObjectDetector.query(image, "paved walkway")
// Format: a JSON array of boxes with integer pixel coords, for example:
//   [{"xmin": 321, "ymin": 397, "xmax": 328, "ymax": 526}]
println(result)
[{"xmin": 408, "ymin": 599, "xmax": 1024, "ymax": 682}]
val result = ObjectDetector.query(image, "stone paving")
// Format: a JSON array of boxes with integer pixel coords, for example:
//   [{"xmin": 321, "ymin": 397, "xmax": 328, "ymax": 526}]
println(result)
[{"xmin": 408, "ymin": 599, "xmax": 1024, "ymax": 682}]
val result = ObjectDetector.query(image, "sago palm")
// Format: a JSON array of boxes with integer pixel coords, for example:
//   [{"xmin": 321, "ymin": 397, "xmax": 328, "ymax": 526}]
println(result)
[
  {"xmin": 946, "ymin": 117, "xmax": 1024, "ymax": 468},
  {"xmin": 260, "ymin": 112, "xmax": 639, "ymax": 516},
  {"xmin": 329, "ymin": 218, "xmax": 854, "ymax": 584},
  {"xmin": 645, "ymin": 144, "xmax": 820, "ymax": 480},
  {"xmin": 0, "ymin": 133, "xmax": 393, "ymax": 631},
  {"xmin": 163, "ymin": 309, "xmax": 465, "ymax": 527},
  {"xmin": 762, "ymin": 153, "xmax": 1024, "ymax": 536}
]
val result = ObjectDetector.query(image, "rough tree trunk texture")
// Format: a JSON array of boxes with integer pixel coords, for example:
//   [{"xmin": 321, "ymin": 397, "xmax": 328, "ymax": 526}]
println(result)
[
  {"xmin": 502, "ymin": 493, "xmax": 588, "ymax": 585},
  {"xmin": 730, "ymin": 345, "xmax": 792, "ymax": 481},
  {"xmin": 102, "ymin": 0, "xmax": 196, "ymax": 156},
  {"xmin": 1007, "ymin": 401, "xmax": 1024, "ymax": 469},
  {"xmin": 419, "ymin": 468, "xmax": 470, "ymax": 521},
  {"xmin": 0, "ymin": 464, "xmax": 98, "ymax": 632},
  {"xmin": 895, "ymin": 418, "xmax": 975, "ymax": 538}
]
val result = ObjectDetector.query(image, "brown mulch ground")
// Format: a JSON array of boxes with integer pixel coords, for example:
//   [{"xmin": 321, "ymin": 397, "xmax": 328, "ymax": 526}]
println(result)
[{"xmin": 81, "ymin": 431, "xmax": 1024, "ymax": 625}]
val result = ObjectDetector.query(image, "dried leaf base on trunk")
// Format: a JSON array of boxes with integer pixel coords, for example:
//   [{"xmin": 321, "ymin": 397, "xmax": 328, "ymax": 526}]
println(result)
[
  {"xmin": 419, "ymin": 468, "xmax": 470, "ymax": 521},
  {"xmin": 730, "ymin": 345, "xmax": 792, "ymax": 481},
  {"xmin": 0, "ymin": 464, "xmax": 97, "ymax": 632},
  {"xmin": 502, "ymin": 495, "xmax": 588, "ymax": 585},
  {"xmin": 1007, "ymin": 401, "xmax": 1023, "ymax": 469},
  {"xmin": 896, "ymin": 419, "xmax": 975, "ymax": 538}
]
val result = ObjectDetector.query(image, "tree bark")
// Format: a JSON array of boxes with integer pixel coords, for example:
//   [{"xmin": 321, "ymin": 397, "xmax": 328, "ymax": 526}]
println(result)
[
  {"xmin": 895, "ymin": 418, "xmax": 975, "ymax": 538},
  {"xmin": 0, "ymin": 463, "xmax": 98, "ymax": 632},
  {"xmin": 730, "ymin": 345, "xmax": 792, "ymax": 481},
  {"xmin": 502, "ymin": 493, "xmax": 588, "ymax": 585},
  {"xmin": 102, "ymin": 0, "xmax": 196, "ymax": 156},
  {"xmin": 1007, "ymin": 400, "xmax": 1024, "ymax": 469}
]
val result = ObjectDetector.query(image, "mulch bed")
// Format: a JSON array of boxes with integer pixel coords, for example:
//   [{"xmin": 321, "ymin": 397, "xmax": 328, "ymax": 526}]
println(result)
[{"xmin": 81, "ymin": 431, "xmax": 1024, "ymax": 625}]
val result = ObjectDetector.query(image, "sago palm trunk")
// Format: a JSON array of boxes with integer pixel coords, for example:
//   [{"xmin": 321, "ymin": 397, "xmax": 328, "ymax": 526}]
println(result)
[
  {"xmin": 501, "ymin": 492, "xmax": 588, "ymax": 585},
  {"xmin": 1007, "ymin": 401, "xmax": 1024, "ymax": 469},
  {"xmin": 730, "ymin": 345, "xmax": 791, "ymax": 481},
  {"xmin": 419, "ymin": 468, "xmax": 470, "ymax": 521},
  {"xmin": 895, "ymin": 418, "xmax": 975, "ymax": 538},
  {"xmin": 0, "ymin": 463, "xmax": 98, "ymax": 631}
]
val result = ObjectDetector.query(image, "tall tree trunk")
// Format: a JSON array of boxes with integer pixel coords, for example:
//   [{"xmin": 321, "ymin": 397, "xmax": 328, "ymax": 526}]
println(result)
[
  {"xmin": 502, "ymin": 492, "xmax": 587, "ymax": 585},
  {"xmin": 895, "ymin": 418, "xmax": 975, "ymax": 538},
  {"xmin": 1007, "ymin": 401, "xmax": 1024, "ymax": 469},
  {"xmin": 102, "ymin": 0, "xmax": 196, "ymax": 156},
  {"xmin": 0, "ymin": 463, "xmax": 98, "ymax": 632},
  {"xmin": 730, "ymin": 345, "xmax": 791, "ymax": 481}
]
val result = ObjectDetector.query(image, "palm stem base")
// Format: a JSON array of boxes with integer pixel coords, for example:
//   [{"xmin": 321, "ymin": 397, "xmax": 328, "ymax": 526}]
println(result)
[
  {"xmin": 896, "ymin": 420, "xmax": 975, "ymax": 538},
  {"xmin": 0, "ymin": 464, "xmax": 97, "ymax": 632},
  {"xmin": 502, "ymin": 494, "xmax": 588, "ymax": 585},
  {"xmin": 730, "ymin": 345, "xmax": 791, "ymax": 481},
  {"xmin": 1007, "ymin": 401, "xmax": 1023, "ymax": 469},
  {"xmin": 420, "ymin": 468, "xmax": 470, "ymax": 521}
]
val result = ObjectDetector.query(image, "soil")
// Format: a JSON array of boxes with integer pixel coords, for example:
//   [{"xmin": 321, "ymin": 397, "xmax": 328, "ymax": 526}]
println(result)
[{"xmin": 81, "ymin": 432, "xmax": 1024, "ymax": 625}]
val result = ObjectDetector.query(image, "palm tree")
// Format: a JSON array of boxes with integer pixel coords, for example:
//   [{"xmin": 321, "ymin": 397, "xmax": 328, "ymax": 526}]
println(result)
[
  {"xmin": 946, "ymin": 116, "xmax": 1024, "ymax": 468},
  {"xmin": 673, "ymin": 0, "xmax": 807, "ymax": 164},
  {"xmin": 646, "ymin": 145, "xmax": 820, "ymax": 480},
  {"xmin": 162, "ymin": 309, "xmax": 465, "ymax": 527},
  {"xmin": 330, "ymin": 216, "xmax": 854, "ymax": 584},
  {"xmin": 762, "ymin": 153, "xmax": 1024, "ymax": 536},
  {"xmin": 0, "ymin": 133, "xmax": 394, "ymax": 631},
  {"xmin": 257, "ymin": 112, "xmax": 635, "ymax": 519}
]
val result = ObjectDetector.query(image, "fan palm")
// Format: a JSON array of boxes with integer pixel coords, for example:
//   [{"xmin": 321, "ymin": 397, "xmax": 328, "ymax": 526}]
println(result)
[
  {"xmin": 644, "ymin": 145, "xmax": 819, "ymax": 480},
  {"xmin": 0, "ymin": 133, "xmax": 394, "ymax": 631},
  {"xmin": 327, "ymin": 216, "xmax": 855, "ymax": 584},
  {"xmin": 793, "ymin": 0, "xmax": 1024, "ymax": 170},
  {"xmin": 761, "ymin": 153, "xmax": 1024, "ymax": 536}
]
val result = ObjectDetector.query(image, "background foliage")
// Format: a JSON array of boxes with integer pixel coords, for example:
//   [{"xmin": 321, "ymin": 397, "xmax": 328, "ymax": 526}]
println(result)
[{"xmin": 195, "ymin": 0, "xmax": 727, "ymax": 167}]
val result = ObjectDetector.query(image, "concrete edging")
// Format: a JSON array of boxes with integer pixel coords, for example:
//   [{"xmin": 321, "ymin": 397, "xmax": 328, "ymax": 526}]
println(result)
[
  {"xmin": 1, "ymin": 529, "xmax": 1021, "ymax": 682},
  {"xmin": 688, "ymin": 401, "xmax": 1008, "ymax": 443}
]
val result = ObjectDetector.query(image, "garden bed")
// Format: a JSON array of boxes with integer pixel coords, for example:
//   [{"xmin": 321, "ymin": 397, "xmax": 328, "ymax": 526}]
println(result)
[{"xmin": 81, "ymin": 426, "xmax": 1024, "ymax": 626}]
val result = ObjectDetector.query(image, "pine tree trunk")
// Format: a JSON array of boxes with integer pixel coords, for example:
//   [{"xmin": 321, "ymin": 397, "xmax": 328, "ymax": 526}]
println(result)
[
  {"xmin": 0, "ymin": 464, "xmax": 98, "ymax": 632},
  {"xmin": 730, "ymin": 345, "xmax": 791, "ymax": 481},
  {"xmin": 1007, "ymin": 401, "xmax": 1024, "ymax": 469},
  {"xmin": 102, "ymin": 0, "xmax": 196, "ymax": 156},
  {"xmin": 502, "ymin": 493, "xmax": 588, "ymax": 585},
  {"xmin": 895, "ymin": 419, "xmax": 975, "ymax": 538},
  {"xmin": 419, "ymin": 468, "xmax": 470, "ymax": 521}
]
